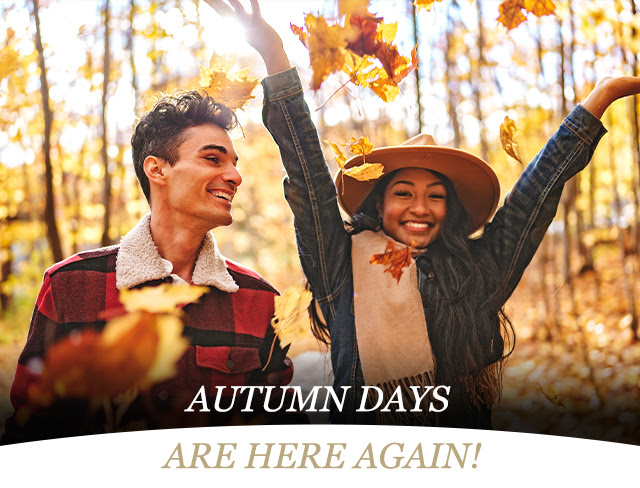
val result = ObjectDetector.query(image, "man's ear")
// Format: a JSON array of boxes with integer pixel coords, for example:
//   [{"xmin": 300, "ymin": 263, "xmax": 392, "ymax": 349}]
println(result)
[{"xmin": 144, "ymin": 156, "xmax": 168, "ymax": 187}]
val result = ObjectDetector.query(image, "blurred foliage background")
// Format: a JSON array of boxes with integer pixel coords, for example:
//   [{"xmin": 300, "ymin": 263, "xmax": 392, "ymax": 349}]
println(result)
[{"xmin": 1, "ymin": 0, "xmax": 640, "ymax": 442}]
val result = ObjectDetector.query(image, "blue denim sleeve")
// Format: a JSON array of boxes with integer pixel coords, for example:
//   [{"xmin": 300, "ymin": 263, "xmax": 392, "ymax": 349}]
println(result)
[
  {"xmin": 261, "ymin": 68, "xmax": 350, "ymax": 314},
  {"xmin": 484, "ymin": 104, "xmax": 607, "ymax": 299}
]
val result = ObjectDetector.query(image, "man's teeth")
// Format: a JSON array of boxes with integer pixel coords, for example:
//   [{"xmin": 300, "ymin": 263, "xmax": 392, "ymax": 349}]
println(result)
[{"xmin": 209, "ymin": 190, "xmax": 232, "ymax": 202}]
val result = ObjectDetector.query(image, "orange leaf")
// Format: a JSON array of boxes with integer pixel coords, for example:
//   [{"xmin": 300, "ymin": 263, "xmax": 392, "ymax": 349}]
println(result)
[
  {"xmin": 347, "ymin": 136, "xmax": 374, "ymax": 157},
  {"xmin": 338, "ymin": 0, "xmax": 371, "ymax": 17},
  {"xmin": 524, "ymin": 0, "xmax": 556, "ymax": 17},
  {"xmin": 497, "ymin": 0, "xmax": 527, "ymax": 30},
  {"xmin": 370, "ymin": 240, "xmax": 412, "ymax": 284},
  {"xmin": 346, "ymin": 14, "xmax": 382, "ymax": 57}
]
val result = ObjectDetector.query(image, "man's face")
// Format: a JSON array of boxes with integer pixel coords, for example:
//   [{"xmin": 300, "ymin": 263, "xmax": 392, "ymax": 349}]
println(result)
[{"xmin": 162, "ymin": 123, "xmax": 241, "ymax": 229}]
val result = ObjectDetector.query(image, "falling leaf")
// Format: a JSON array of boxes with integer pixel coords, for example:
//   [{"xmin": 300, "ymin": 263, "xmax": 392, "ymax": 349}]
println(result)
[
  {"xmin": 28, "ymin": 310, "xmax": 189, "ymax": 407},
  {"xmin": 500, "ymin": 116, "xmax": 524, "ymax": 166},
  {"xmin": 348, "ymin": 136, "xmax": 374, "ymax": 157},
  {"xmin": 271, "ymin": 284, "xmax": 313, "ymax": 347},
  {"xmin": 344, "ymin": 162, "xmax": 384, "ymax": 181},
  {"xmin": 199, "ymin": 52, "xmax": 260, "ymax": 110},
  {"xmin": 370, "ymin": 240, "xmax": 412, "ymax": 284},
  {"xmin": 325, "ymin": 139, "xmax": 348, "ymax": 168},
  {"xmin": 414, "ymin": 0, "xmax": 445, "ymax": 11},
  {"xmin": 339, "ymin": 0, "xmax": 371, "ymax": 17},
  {"xmin": 524, "ymin": 0, "xmax": 556, "ymax": 17},
  {"xmin": 497, "ymin": 0, "xmax": 527, "ymax": 30},
  {"xmin": 291, "ymin": 14, "xmax": 349, "ymax": 90},
  {"xmin": 345, "ymin": 14, "xmax": 382, "ymax": 57},
  {"xmin": 537, "ymin": 383, "xmax": 566, "ymax": 408},
  {"xmin": 119, "ymin": 283, "xmax": 208, "ymax": 313}
]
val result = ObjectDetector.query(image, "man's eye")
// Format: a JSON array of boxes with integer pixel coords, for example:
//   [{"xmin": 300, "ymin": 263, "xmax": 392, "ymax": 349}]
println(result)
[{"xmin": 206, "ymin": 156, "xmax": 219, "ymax": 163}]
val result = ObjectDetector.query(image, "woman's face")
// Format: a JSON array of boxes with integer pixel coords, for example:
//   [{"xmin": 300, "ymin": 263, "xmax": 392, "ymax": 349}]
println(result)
[{"xmin": 377, "ymin": 168, "xmax": 447, "ymax": 248}]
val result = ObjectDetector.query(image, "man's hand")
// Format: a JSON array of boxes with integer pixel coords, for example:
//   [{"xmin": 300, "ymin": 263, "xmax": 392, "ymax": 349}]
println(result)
[{"xmin": 204, "ymin": 0, "xmax": 291, "ymax": 75}]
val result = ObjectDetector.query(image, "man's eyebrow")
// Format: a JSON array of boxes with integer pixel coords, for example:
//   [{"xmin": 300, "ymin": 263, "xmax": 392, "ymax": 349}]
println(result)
[{"xmin": 199, "ymin": 144, "xmax": 239, "ymax": 161}]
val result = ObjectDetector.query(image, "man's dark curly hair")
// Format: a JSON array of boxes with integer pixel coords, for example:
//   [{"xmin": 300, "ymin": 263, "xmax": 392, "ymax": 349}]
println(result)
[{"xmin": 131, "ymin": 90, "xmax": 238, "ymax": 202}]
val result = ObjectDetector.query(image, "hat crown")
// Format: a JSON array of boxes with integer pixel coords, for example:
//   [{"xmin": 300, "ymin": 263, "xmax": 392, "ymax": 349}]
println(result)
[{"xmin": 400, "ymin": 133, "xmax": 437, "ymax": 147}]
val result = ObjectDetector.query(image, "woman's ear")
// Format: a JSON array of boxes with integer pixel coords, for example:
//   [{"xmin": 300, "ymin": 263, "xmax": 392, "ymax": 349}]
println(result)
[
  {"xmin": 376, "ymin": 198, "xmax": 384, "ymax": 219},
  {"xmin": 144, "ymin": 156, "xmax": 167, "ymax": 187}
]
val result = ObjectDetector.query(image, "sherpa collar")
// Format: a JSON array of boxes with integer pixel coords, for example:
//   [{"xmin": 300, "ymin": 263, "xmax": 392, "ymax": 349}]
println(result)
[{"xmin": 115, "ymin": 213, "xmax": 239, "ymax": 293}]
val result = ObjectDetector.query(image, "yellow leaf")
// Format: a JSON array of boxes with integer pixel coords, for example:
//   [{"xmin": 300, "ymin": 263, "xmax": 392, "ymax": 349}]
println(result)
[
  {"xmin": 377, "ymin": 21, "xmax": 398, "ymax": 43},
  {"xmin": 499, "ymin": 116, "xmax": 524, "ymax": 166},
  {"xmin": 145, "ymin": 315, "xmax": 189, "ymax": 384},
  {"xmin": 413, "ymin": 0, "xmax": 444, "ymax": 11},
  {"xmin": 325, "ymin": 139, "xmax": 348, "ymax": 169},
  {"xmin": 199, "ymin": 52, "xmax": 260, "ymax": 110},
  {"xmin": 338, "ymin": 0, "xmax": 371, "ymax": 17},
  {"xmin": 271, "ymin": 284, "xmax": 313, "ymax": 347},
  {"xmin": 524, "ymin": 0, "xmax": 556, "ymax": 17},
  {"xmin": 497, "ymin": 0, "xmax": 527, "ymax": 30},
  {"xmin": 348, "ymin": 136, "xmax": 374, "ymax": 157},
  {"xmin": 119, "ymin": 283, "xmax": 208, "ymax": 313},
  {"xmin": 344, "ymin": 162, "xmax": 384, "ymax": 181},
  {"xmin": 537, "ymin": 382, "xmax": 566, "ymax": 408}
]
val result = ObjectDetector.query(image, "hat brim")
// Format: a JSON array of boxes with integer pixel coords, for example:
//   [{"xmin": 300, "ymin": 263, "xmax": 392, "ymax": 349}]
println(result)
[{"xmin": 335, "ymin": 145, "xmax": 501, "ymax": 233}]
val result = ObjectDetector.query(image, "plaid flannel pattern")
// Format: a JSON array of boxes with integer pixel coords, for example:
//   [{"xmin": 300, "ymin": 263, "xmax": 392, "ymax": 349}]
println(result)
[{"xmin": 10, "ymin": 246, "xmax": 291, "ymax": 409}]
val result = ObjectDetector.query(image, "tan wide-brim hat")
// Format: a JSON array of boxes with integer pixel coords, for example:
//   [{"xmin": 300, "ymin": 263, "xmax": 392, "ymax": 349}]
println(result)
[{"xmin": 335, "ymin": 134, "xmax": 501, "ymax": 233}]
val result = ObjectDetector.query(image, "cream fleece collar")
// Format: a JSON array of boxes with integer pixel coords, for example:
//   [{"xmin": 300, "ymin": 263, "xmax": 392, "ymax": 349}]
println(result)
[{"xmin": 115, "ymin": 213, "xmax": 239, "ymax": 293}]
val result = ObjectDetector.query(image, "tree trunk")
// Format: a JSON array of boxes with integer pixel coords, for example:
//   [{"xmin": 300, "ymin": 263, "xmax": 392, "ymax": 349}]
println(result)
[
  {"xmin": 473, "ymin": 0, "xmax": 488, "ymax": 161},
  {"xmin": 101, "ymin": 0, "xmax": 112, "ymax": 247},
  {"xmin": 411, "ymin": 2, "xmax": 422, "ymax": 134},
  {"xmin": 445, "ymin": 2, "xmax": 461, "ymax": 147},
  {"xmin": 31, "ymin": 0, "xmax": 63, "ymax": 263}
]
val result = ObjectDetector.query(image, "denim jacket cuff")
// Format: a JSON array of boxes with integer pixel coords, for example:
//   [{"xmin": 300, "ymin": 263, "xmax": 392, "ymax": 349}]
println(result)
[
  {"xmin": 566, "ymin": 104, "xmax": 608, "ymax": 147},
  {"xmin": 261, "ymin": 67, "xmax": 303, "ymax": 102}
]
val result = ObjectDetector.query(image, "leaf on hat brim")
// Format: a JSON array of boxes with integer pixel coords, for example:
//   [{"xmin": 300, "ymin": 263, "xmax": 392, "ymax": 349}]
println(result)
[
  {"xmin": 537, "ymin": 382, "xmax": 566, "ymax": 408},
  {"xmin": 370, "ymin": 240, "xmax": 412, "ymax": 284},
  {"xmin": 500, "ymin": 116, "xmax": 524, "ymax": 166},
  {"xmin": 344, "ymin": 162, "xmax": 384, "ymax": 181},
  {"xmin": 199, "ymin": 52, "xmax": 259, "ymax": 110},
  {"xmin": 271, "ymin": 284, "xmax": 313, "ymax": 347},
  {"xmin": 413, "ymin": 0, "xmax": 445, "ymax": 11},
  {"xmin": 497, "ymin": 0, "xmax": 527, "ymax": 30},
  {"xmin": 119, "ymin": 283, "xmax": 208, "ymax": 313}
]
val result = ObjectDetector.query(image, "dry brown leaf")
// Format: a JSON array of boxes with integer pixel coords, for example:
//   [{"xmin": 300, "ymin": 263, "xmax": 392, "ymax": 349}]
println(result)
[
  {"xmin": 537, "ymin": 383, "xmax": 566, "ymax": 408},
  {"xmin": 500, "ymin": 116, "xmax": 524, "ymax": 166},
  {"xmin": 199, "ymin": 52, "xmax": 259, "ymax": 110},
  {"xmin": 370, "ymin": 240, "xmax": 412, "ymax": 284}
]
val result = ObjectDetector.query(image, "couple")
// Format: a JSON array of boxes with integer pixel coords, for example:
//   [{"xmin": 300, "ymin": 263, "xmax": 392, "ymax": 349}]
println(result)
[{"xmin": 6, "ymin": 0, "xmax": 640, "ymax": 440}]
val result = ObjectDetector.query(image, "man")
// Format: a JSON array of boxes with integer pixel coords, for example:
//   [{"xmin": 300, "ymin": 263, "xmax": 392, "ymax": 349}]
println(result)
[{"xmin": 3, "ymin": 90, "xmax": 296, "ymax": 443}]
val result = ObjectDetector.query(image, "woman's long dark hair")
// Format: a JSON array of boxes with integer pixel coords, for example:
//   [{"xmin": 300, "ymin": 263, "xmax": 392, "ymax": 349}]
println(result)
[{"xmin": 313, "ymin": 169, "xmax": 514, "ymax": 392}]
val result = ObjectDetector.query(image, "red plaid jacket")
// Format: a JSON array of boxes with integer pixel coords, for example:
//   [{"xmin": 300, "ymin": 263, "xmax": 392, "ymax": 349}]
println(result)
[{"xmin": 10, "ymin": 245, "xmax": 292, "ymax": 412}]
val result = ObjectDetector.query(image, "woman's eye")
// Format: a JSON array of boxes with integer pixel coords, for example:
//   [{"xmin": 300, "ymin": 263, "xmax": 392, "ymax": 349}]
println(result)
[
  {"xmin": 394, "ymin": 190, "xmax": 412, "ymax": 197},
  {"xmin": 430, "ymin": 193, "xmax": 446, "ymax": 199}
]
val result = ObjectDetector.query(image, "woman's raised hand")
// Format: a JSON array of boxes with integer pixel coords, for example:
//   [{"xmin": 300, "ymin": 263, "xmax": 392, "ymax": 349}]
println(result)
[
  {"xmin": 204, "ymin": 0, "xmax": 290, "ymax": 75},
  {"xmin": 582, "ymin": 76, "xmax": 640, "ymax": 119}
]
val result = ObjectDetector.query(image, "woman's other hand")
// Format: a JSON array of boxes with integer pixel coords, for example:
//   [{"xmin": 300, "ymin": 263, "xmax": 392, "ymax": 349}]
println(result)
[
  {"xmin": 582, "ymin": 76, "xmax": 640, "ymax": 119},
  {"xmin": 204, "ymin": 0, "xmax": 290, "ymax": 75}
]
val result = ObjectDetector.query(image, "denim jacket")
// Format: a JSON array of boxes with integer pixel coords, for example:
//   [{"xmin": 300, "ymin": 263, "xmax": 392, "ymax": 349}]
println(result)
[{"xmin": 262, "ymin": 68, "xmax": 607, "ymax": 425}]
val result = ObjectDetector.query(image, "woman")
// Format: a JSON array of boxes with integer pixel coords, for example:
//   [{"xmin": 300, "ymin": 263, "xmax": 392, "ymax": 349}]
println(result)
[{"xmin": 209, "ymin": 0, "xmax": 640, "ymax": 426}]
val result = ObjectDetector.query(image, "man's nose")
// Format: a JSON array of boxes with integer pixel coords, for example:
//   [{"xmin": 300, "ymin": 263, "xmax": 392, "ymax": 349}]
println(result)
[{"xmin": 224, "ymin": 164, "xmax": 242, "ymax": 187}]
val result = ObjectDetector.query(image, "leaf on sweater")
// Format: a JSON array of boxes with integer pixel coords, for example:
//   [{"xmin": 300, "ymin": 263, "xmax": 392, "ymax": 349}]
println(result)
[
  {"xmin": 119, "ymin": 283, "xmax": 208, "ymax": 313},
  {"xmin": 271, "ymin": 284, "xmax": 313, "ymax": 347},
  {"xmin": 500, "ymin": 116, "xmax": 524, "ymax": 166},
  {"xmin": 199, "ymin": 52, "xmax": 260, "ymax": 110},
  {"xmin": 370, "ymin": 240, "xmax": 412, "ymax": 284}
]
